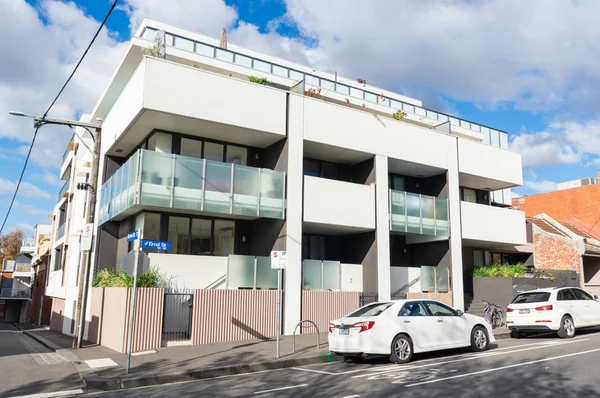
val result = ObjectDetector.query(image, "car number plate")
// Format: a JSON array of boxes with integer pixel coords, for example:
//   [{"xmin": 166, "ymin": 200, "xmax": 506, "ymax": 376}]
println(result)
[
  {"xmin": 519, "ymin": 309, "xmax": 530, "ymax": 314},
  {"xmin": 339, "ymin": 328, "xmax": 350, "ymax": 335}
]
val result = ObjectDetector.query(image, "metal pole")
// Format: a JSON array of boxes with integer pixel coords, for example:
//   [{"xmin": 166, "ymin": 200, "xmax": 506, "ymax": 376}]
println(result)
[
  {"xmin": 125, "ymin": 229, "xmax": 141, "ymax": 375},
  {"xmin": 73, "ymin": 126, "xmax": 101, "ymax": 349},
  {"xmin": 38, "ymin": 295, "xmax": 43, "ymax": 326},
  {"xmin": 276, "ymin": 268, "xmax": 282, "ymax": 359}
]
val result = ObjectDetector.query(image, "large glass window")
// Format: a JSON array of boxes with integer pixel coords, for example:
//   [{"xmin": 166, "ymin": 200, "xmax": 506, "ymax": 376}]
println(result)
[
  {"xmin": 180, "ymin": 138, "xmax": 203, "ymax": 158},
  {"xmin": 226, "ymin": 145, "xmax": 247, "ymax": 165},
  {"xmin": 191, "ymin": 219, "xmax": 212, "ymax": 255},
  {"xmin": 168, "ymin": 216, "xmax": 190, "ymax": 254},
  {"xmin": 214, "ymin": 220, "xmax": 235, "ymax": 256},
  {"xmin": 148, "ymin": 132, "xmax": 172, "ymax": 153},
  {"xmin": 204, "ymin": 142, "xmax": 224, "ymax": 162},
  {"xmin": 462, "ymin": 188, "xmax": 477, "ymax": 203},
  {"xmin": 303, "ymin": 158, "xmax": 319, "ymax": 177}
]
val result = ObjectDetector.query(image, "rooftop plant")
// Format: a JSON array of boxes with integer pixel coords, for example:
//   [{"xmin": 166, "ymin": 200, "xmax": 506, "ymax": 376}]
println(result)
[{"xmin": 248, "ymin": 76, "xmax": 269, "ymax": 85}]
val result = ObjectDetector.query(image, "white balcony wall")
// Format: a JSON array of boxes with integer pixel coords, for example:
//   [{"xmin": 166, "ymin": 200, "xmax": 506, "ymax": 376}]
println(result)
[
  {"xmin": 101, "ymin": 60, "xmax": 146, "ymax": 153},
  {"xmin": 461, "ymin": 202, "xmax": 527, "ymax": 246},
  {"xmin": 301, "ymin": 98, "xmax": 450, "ymax": 170},
  {"xmin": 458, "ymin": 139, "xmax": 523, "ymax": 188},
  {"xmin": 143, "ymin": 57, "xmax": 287, "ymax": 137},
  {"xmin": 391, "ymin": 267, "xmax": 422, "ymax": 295},
  {"xmin": 341, "ymin": 263, "xmax": 363, "ymax": 292},
  {"xmin": 149, "ymin": 253, "xmax": 228, "ymax": 289},
  {"xmin": 303, "ymin": 176, "xmax": 376, "ymax": 230}
]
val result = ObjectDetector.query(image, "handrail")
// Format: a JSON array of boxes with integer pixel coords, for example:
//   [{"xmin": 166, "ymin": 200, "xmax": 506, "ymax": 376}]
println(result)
[
  {"xmin": 292, "ymin": 320, "xmax": 320, "ymax": 353},
  {"xmin": 391, "ymin": 276, "xmax": 421, "ymax": 298}
]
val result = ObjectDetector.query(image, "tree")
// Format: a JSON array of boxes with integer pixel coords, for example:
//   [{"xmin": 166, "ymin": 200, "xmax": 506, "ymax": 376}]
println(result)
[{"xmin": 0, "ymin": 229, "xmax": 25, "ymax": 266}]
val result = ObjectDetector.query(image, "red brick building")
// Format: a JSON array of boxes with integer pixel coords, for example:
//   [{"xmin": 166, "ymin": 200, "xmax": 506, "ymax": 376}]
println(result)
[{"xmin": 512, "ymin": 182, "xmax": 600, "ymax": 239}]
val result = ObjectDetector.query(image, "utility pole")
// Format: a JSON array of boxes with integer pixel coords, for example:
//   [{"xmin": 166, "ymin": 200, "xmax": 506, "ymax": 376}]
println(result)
[{"xmin": 8, "ymin": 111, "xmax": 102, "ymax": 349}]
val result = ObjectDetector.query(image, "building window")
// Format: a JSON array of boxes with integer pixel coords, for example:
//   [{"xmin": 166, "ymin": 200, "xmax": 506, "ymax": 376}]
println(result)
[
  {"xmin": 191, "ymin": 218, "xmax": 212, "ymax": 255},
  {"xmin": 214, "ymin": 220, "xmax": 235, "ymax": 256},
  {"xmin": 462, "ymin": 188, "xmax": 477, "ymax": 203},
  {"xmin": 226, "ymin": 145, "xmax": 247, "ymax": 165},
  {"xmin": 180, "ymin": 138, "xmax": 203, "ymax": 158},
  {"xmin": 390, "ymin": 175, "xmax": 405, "ymax": 191},
  {"xmin": 302, "ymin": 158, "xmax": 347, "ymax": 181},
  {"xmin": 168, "ymin": 216, "xmax": 190, "ymax": 254}
]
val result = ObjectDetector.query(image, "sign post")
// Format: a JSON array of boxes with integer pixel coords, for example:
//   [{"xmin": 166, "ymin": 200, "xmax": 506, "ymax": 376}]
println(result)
[
  {"xmin": 125, "ymin": 229, "xmax": 141, "ymax": 375},
  {"xmin": 271, "ymin": 251, "xmax": 288, "ymax": 359}
]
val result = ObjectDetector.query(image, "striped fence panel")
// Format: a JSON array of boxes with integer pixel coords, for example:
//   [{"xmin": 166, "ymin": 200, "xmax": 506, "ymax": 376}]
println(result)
[
  {"xmin": 128, "ymin": 288, "xmax": 164, "ymax": 352},
  {"xmin": 301, "ymin": 291, "xmax": 360, "ymax": 334},
  {"xmin": 191, "ymin": 289, "xmax": 277, "ymax": 345}
]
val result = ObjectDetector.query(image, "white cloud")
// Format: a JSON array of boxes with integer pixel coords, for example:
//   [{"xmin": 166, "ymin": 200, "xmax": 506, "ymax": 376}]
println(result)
[
  {"xmin": 510, "ymin": 130, "xmax": 579, "ymax": 167},
  {"xmin": 30, "ymin": 171, "xmax": 64, "ymax": 187},
  {"xmin": 523, "ymin": 179, "xmax": 558, "ymax": 193},
  {"xmin": 14, "ymin": 201, "xmax": 52, "ymax": 216},
  {"xmin": 0, "ymin": 178, "xmax": 53, "ymax": 201}
]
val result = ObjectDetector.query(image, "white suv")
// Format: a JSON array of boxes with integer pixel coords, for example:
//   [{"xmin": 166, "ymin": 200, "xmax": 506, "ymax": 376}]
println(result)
[{"xmin": 506, "ymin": 287, "xmax": 600, "ymax": 338}]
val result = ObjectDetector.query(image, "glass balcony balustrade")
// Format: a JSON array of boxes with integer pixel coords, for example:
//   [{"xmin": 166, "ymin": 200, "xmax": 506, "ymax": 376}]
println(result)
[
  {"xmin": 99, "ymin": 149, "xmax": 286, "ymax": 225},
  {"xmin": 389, "ymin": 190, "xmax": 449, "ymax": 237}
]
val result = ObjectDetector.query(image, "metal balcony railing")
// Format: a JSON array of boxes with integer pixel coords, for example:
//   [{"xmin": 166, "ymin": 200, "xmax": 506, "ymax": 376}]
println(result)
[
  {"xmin": 58, "ymin": 178, "xmax": 70, "ymax": 201},
  {"xmin": 0, "ymin": 288, "xmax": 31, "ymax": 299},
  {"xmin": 56, "ymin": 222, "xmax": 66, "ymax": 240}
]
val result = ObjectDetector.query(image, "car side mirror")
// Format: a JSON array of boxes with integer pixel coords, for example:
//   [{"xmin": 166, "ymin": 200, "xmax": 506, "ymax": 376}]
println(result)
[
  {"xmin": 595, "ymin": 295, "xmax": 599, "ymax": 301},
  {"xmin": 456, "ymin": 310, "xmax": 464, "ymax": 317}
]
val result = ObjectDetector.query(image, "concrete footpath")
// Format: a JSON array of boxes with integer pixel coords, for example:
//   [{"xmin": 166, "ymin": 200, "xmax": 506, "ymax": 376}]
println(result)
[{"xmin": 15, "ymin": 324, "xmax": 511, "ymax": 393}]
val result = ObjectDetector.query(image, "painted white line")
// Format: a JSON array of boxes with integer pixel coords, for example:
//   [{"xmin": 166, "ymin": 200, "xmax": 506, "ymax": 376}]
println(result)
[
  {"xmin": 339, "ymin": 395, "xmax": 360, "ymax": 398},
  {"xmin": 291, "ymin": 367, "xmax": 337, "ymax": 375},
  {"xmin": 254, "ymin": 384, "xmax": 308, "ymax": 394},
  {"xmin": 405, "ymin": 347, "xmax": 600, "ymax": 387},
  {"xmin": 9, "ymin": 389, "xmax": 85, "ymax": 398},
  {"xmin": 351, "ymin": 339, "xmax": 588, "ymax": 379}
]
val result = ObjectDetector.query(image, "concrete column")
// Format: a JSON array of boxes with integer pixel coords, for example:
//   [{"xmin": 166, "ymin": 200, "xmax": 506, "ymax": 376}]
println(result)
[
  {"xmin": 447, "ymin": 136, "xmax": 465, "ymax": 310},
  {"xmin": 375, "ymin": 154, "xmax": 391, "ymax": 301},
  {"xmin": 283, "ymin": 94, "xmax": 304, "ymax": 334}
]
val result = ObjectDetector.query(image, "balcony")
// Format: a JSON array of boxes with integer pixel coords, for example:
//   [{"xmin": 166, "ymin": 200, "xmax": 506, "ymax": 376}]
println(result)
[
  {"xmin": 461, "ymin": 201, "xmax": 527, "ymax": 247},
  {"xmin": 140, "ymin": 25, "xmax": 509, "ymax": 150},
  {"xmin": 99, "ymin": 149, "xmax": 286, "ymax": 224},
  {"xmin": 100, "ymin": 57, "xmax": 287, "ymax": 159},
  {"xmin": 389, "ymin": 190, "xmax": 449, "ymax": 237},
  {"xmin": 303, "ymin": 176, "xmax": 375, "ymax": 233},
  {"xmin": 56, "ymin": 222, "xmax": 66, "ymax": 240},
  {"xmin": 13, "ymin": 264, "xmax": 33, "ymax": 278},
  {"xmin": 19, "ymin": 237, "xmax": 35, "ymax": 254},
  {"xmin": 58, "ymin": 178, "xmax": 70, "ymax": 201},
  {"xmin": 0, "ymin": 288, "xmax": 31, "ymax": 299}
]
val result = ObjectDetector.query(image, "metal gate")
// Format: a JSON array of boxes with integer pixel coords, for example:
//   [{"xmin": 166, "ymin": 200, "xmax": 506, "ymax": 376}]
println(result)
[{"xmin": 162, "ymin": 289, "xmax": 193, "ymax": 342}]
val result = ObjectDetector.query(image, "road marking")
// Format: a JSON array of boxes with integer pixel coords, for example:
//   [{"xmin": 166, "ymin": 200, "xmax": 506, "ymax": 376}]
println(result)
[
  {"xmin": 131, "ymin": 350, "xmax": 157, "ymax": 357},
  {"xmin": 291, "ymin": 367, "xmax": 337, "ymax": 375},
  {"xmin": 254, "ymin": 384, "xmax": 308, "ymax": 394},
  {"xmin": 405, "ymin": 347, "xmax": 600, "ymax": 387},
  {"xmin": 339, "ymin": 395, "xmax": 360, "ymax": 398},
  {"xmin": 8, "ymin": 389, "xmax": 85, "ymax": 398},
  {"xmin": 351, "ymin": 339, "xmax": 587, "ymax": 379}
]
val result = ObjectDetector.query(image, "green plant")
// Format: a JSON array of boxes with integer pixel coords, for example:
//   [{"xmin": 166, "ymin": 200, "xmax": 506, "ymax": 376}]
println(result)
[
  {"xmin": 393, "ymin": 110, "xmax": 407, "ymax": 120},
  {"xmin": 141, "ymin": 37, "xmax": 164, "ymax": 58},
  {"xmin": 472, "ymin": 263, "xmax": 527, "ymax": 278},
  {"xmin": 92, "ymin": 267, "xmax": 160, "ymax": 288},
  {"xmin": 248, "ymin": 76, "xmax": 268, "ymax": 85}
]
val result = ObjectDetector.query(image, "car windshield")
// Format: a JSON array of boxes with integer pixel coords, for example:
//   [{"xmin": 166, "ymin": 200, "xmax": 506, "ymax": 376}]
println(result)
[
  {"xmin": 512, "ymin": 292, "xmax": 551, "ymax": 304},
  {"xmin": 346, "ymin": 303, "xmax": 393, "ymax": 317}
]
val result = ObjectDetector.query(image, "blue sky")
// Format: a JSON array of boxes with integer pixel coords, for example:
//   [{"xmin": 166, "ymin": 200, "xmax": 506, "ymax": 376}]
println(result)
[{"xmin": 2, "ymin": 0, "xmax": 600, "ymax": 235}]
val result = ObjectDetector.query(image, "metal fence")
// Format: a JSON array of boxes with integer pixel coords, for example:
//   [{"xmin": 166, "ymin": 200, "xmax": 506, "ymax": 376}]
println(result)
[
  {"xmin": 162, "ymin": 289, "xmax": 193, "ymax": 342},
  {"xmin": 359, "ymin": 292, "xmax": 379, "ymax": 307}
]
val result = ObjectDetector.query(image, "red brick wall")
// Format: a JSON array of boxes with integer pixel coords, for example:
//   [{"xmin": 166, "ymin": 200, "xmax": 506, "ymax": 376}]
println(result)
[
  {"xmin": 512, "ymin": 184, "xmax": 600, "ymax": 238},
  {"xmin": 533, "ymin": 232, "xmax": 583, "ymax": 286}
]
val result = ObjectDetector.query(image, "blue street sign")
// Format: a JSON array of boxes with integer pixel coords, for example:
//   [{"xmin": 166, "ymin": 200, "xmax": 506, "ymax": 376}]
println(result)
[
  {"xmin": 141, "ymin": 239, "xmax": 171, "ymax": 251},
  {"xmin": 126, "ymin": 231, "xmax": 139, "ymax": 242}
]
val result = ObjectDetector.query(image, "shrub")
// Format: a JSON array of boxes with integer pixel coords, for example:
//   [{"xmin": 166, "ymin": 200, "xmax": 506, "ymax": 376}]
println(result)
[
  {"xmin": 248, "ymin": 76, "xmax": 268, "ymax": 85},
  {"xmin": 92, "ymin": 267, "xmax": 160, "ymax": 288},
  {"xmin": 472, "ymin": 263, "xmax": 527, "ymax": 278}
]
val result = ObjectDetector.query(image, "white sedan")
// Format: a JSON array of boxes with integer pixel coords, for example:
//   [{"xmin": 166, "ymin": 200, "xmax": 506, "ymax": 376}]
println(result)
[
  {"xmin": 328, "ymin": 299, "xmax": 494, "ymax": 363},
  {"xmin": 506, "ymin": 287, "xmax": 600, "ymax": 338}
]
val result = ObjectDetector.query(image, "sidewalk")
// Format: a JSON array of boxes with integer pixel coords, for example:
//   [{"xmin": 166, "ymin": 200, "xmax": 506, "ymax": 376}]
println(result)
[
  {"xmin": 16, "ymin": 324, "xmax": 336, "ymax": 391},
  {"xmin": 16, "ymin": 324, "xmax": 511, "ymax": 392}
]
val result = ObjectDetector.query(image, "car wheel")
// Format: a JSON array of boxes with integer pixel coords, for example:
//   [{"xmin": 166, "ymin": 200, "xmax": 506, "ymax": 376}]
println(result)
[
  {"xmin": 471, "ymin": 326, "xmax": 489, "ymax": 352},
  {"xmin": 557, "ymin": 315, "xmax": 576, "ymax": 339},
  {"xmin": 510, "ymin": 330, "xmax": 527, "ymax": 339},
  {"xmin": 390, "ymin": 334, "xmax": 413, "ymax": 364}
]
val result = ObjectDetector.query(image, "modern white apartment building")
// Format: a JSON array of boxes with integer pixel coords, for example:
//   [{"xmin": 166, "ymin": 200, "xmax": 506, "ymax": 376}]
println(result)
[
  {"xmin": 46, "ymin": 122, "xmax": 95, "ymax": 336},
  {"xmin": 86, "ymin": 19, "xmax": 525, "ymax": 335}
]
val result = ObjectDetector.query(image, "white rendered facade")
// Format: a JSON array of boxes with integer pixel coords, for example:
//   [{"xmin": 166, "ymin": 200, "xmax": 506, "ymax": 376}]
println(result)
[{"xmin": 80, "ymin": 19, "xmax": 525, "ymax": 335}]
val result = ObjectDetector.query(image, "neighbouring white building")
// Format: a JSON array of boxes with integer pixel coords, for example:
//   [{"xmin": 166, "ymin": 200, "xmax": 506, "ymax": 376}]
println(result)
[
  {"xmin": 51, "ymin": 19, "xmax": 526, "ymax": 336},
  {"xmin": 45, "ymin": 121, "xmax": 95, "ymax": 336}
]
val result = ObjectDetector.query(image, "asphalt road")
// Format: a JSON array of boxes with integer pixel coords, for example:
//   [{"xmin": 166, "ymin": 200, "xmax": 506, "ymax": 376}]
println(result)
[
  {"xmin": 0, "ymin": 323, "xmax": 84, "ymax": 398},
  {"xmin": 84, "ymin": 328, "xmax": 600, "ymax": 398}
]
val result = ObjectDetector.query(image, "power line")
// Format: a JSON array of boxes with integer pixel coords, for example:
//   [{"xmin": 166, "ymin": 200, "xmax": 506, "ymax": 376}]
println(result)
[{"xmin": 0, "ymin": 0, "xmax": 119, "ymax": 236}]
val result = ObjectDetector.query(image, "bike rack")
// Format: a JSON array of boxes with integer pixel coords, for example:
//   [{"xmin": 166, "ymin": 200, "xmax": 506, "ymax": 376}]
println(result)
[{"xmin": 292, "ymin": 320, "xmax": 320, "ymax": 353}]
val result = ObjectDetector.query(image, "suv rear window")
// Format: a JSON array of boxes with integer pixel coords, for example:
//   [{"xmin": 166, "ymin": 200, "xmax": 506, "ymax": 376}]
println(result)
[
  {"xmin": 512, "ymin": 292, "xmax": 551, "ymax": 304},
  {"xmin": 347, "ymin": 303, "xmax": 393, "ymax": 317}
]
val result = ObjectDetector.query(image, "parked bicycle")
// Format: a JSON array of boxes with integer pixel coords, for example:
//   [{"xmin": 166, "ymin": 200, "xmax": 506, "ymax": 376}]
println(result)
[{"xmin": 483, "ymin": 301, "xmax": 505, "ymax": 329}]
